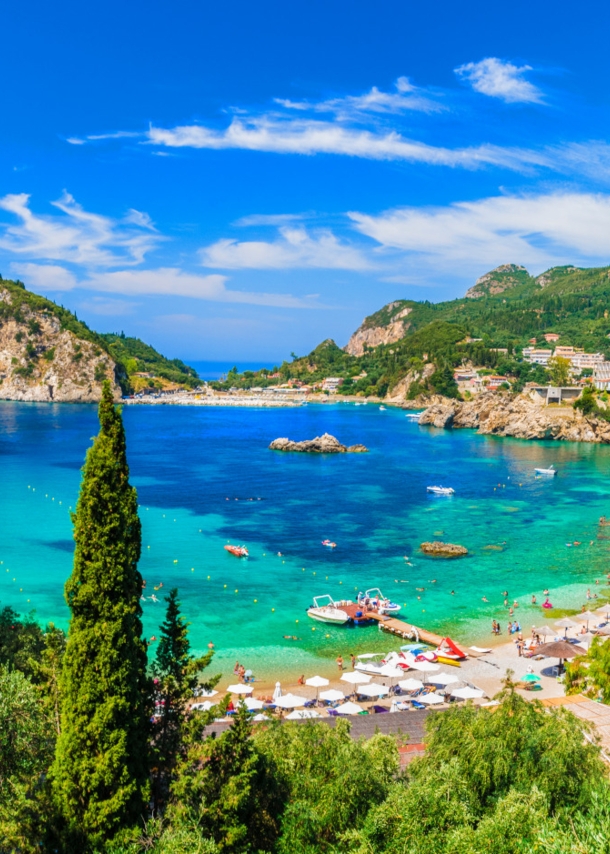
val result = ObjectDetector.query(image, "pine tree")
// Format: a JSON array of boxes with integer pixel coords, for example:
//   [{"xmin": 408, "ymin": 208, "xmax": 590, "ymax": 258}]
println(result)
[
  {"xmin": 152, "ymin": 588, "xmax": 214, "ymax": 811},
  {"xmin": 52, "ymin": 381, "xmax": 150, "ymax": 844}
]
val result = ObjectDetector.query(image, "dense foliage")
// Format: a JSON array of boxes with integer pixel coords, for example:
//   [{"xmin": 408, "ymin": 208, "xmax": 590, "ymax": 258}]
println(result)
[
  {"xmin": 219, "ymin": 263, "xmax": 610, "ymax": 398},
  {"xmin": 51, "ymin": 381, "xmax": 151, "ymax": 846},
  {"xmin": 101, "ymin": 333, "xmax": 200, "ymax": 390}
]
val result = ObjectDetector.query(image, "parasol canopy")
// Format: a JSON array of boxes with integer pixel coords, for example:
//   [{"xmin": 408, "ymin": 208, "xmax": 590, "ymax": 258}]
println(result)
[
  {"xmin": 319, "ymin": 688, "xmax": 345, "ymax": 702},
  {"xmin": 418, "ymin": 692, "xmax": 445, "ymax": 705},
  {"xmin": 227, "ymin": 684, "xmax": 254, "ymax": 695},
  {"xmin": 536, "ymin": 640, "xmax": 586, "ymax": 659},
  {"xmin": 357, "ymin": 683, "xmax": 390, "ymax": 698},
  {"xmin": 520, "ymin": 673, "xmax": 541, "ymax": 682},
  {"xmin": 274, "ymin": 693, "xmax": 308, "ymax": 709},
  {"xmin": 451, "ymin": 686, "xmax": 485, "ymax": 699},
  {"xmin": 336, "ymin": 701, "xmax": 364, "ymax": 715},
  {"xmin": 341, "ymin": 671, "xmax": 372, "ymax": 685},
  {"xmin": 429, "ymin": 672, "xmax": 460, "ymax": 686},
  {"xmin": 243, "ymin": 697, "xmax": 265, "ymax": 710},
  {"xmin": 532, "ymin": 626, "xmax": 556, "ymax": 638},
  {"xmin": 305, "ymin": 675, "xmax": 329, "ymax": 688},
  {"xmin": 398, "ymin": 678, "xmax": 424, "ymax": 692}
]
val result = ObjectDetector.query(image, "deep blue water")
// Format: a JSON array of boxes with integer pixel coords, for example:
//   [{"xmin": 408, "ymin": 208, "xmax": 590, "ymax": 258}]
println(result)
[{"xmin": 1, "ymin": 400, "xmax": 609, "ymax": 681}]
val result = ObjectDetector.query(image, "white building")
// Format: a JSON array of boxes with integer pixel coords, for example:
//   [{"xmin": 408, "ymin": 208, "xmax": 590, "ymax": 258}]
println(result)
[
  {"xmin": 321, "ymin": 377, "xmax": 344, "ymax": 392},
  {"xmin": 523, "ymin": 348, "xmax": 553, "ymax": 366},
  {"xmin": 593, "ymin": 362, "xmax": 610, "ymax": 390}
]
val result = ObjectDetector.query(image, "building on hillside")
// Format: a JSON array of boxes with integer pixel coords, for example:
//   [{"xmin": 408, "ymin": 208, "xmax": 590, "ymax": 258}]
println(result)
[
  {"xmin": 554, "ymin": 346, "xmax": 580, "ymax": 358},
  {"xmin": 593, "ymin": 362, "xmax": 610, "ymax": 390},
  {"xmin": 322, "ymin": 377, "xmax": 344, "ymax": 393},
  {"xmin": 571, "ymin": 352, "xmax": 605, "ymax": 370},
  {"xmin": 484, "ymin": 375, "xmax": 510, "ymax": 390},
  {"xmin": 453, "ymin": 370, "xmax": 483, "ymax": 393},
  {"xmin": 528, "ymin": 385, "xmax": 582, "ymax": 405},
  {"xmin": 544, "ymin": 333, "xmax": 560, "ymax": 343},
  {"xmin": 523, "ymin": 348, "xmax": 553, "ymax": 366}
]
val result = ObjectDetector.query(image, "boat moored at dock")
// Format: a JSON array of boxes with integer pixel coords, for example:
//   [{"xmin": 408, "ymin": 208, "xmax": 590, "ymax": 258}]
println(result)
[{"xmin": 307, "ymin": 595, "xmax": 350, "ymax": 625}]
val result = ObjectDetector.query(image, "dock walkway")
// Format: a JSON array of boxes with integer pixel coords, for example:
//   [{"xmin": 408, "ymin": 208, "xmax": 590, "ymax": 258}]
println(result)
[{"xmin": 340, "ymin": 603, "xmax": 444, "ymax": 646}]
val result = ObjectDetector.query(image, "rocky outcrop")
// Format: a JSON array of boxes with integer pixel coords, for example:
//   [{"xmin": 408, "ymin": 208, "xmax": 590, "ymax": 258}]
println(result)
[
  {"xmin": 420, "ymin": 541, "xmax": 468, "ymax": 557},
  {"xmin": 345, "ymin": 304, "xmax": 412, "ymax": 356},
  {"xmin": 0, "ymin": 287, "xmax": 121, "ymax": 402},
  {"xmin": 419, "ymin": 391, "xmax": 610, "ymax": 444},
  {"xmin": 465, "ymin": 264, "xmax": 531, "ymax": 299},
  {"xmin": 386, "ymin": 363, "xmax": 437, "ymax": 403},
  {"xmin": 269, "ymin": 433, "xmax": 368, "ymax": 453}
]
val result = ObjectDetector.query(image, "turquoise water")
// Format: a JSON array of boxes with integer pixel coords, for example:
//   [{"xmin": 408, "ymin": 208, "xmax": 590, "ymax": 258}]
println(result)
[{"xmin": 1, "ymin": 401, "xmax": 609, "ymax": 682}]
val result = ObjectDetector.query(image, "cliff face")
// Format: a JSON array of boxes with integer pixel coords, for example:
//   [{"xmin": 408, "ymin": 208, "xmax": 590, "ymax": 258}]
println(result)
[
  {"xmin": 464, "ymin": 264, "xmax": 532, "ymax": 299},
  {"xmin": 345, "ymin": 304, "xmax": 413, "ymax": 356},
  {"xmin": 419, "ymin": 392, "xmax": 609, "ymax": 443},
  {"xmin": 0, "ymin": 287, "xmax": 121, "ymax": 402}
]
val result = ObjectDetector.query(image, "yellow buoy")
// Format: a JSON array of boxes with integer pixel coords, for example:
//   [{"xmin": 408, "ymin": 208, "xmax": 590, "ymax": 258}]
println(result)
[
  {"xmin": 235, "ymin": 589, "xmax": 238, "ymax": 593},
  {"xmin": 224, "ymin": 584, "xmax": 227, "ymax": 588},
  {"xmin": 271, "ymin": 608, "xmax": 275, "ymax": 612},
  {"xmin": 295, "ymin": 619, "xmax": 299, "ymax": 623},
  {"xmin": 254, "ymin": 599, "xmax": 257, "ymax": 603},
  {"xmin": 191, "ymin": 568, "xmax": 194, "ymax": 572},
  {"xmin": 173, "ymin": 559, "xmax": 178, "ymax": 563}
]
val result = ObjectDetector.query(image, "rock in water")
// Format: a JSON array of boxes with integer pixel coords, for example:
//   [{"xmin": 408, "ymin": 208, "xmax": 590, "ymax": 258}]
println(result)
[
  {"xmin": 420, "ymin": 541, "xmax": 468, "ymax": 557},
  {"xmin": 269, "ymin": 433, "xmax": 368, "ymax": 453}
]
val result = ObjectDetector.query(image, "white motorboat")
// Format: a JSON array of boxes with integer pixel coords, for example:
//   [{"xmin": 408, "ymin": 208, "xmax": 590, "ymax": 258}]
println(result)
[
  {"xmin": 358, "ymin": 587, "xmax": 402, "ymax": 616},
  {"xmin": 535, "ymin": 465, "xmax": 556, "ymax": 476},
  {"xmin": 405, "ymin": 412, "xmax": 422, "ymax": 421},
  {"xmin": 427, "ymin": 485, "xmax": 455, "ymax": 495},
  {"xmin": 379, "ymin": 405, "xmax": 386, "ymax": 411},
  {"xmin": 307, "ymin": 594, "xmax": 349, "ymax": 625}
]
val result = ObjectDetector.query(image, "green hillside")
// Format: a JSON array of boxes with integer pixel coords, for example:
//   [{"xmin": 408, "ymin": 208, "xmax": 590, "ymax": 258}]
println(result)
[
  {"xmin": 219, "ymin": 263, "xmax": 610, "ymax": 398},
  {"xmin": 101, "ymin": 333, "xmax": 200, "ymax": 390}
]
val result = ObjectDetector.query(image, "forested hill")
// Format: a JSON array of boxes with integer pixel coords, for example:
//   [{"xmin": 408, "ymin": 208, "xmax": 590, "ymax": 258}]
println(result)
[
  {"xmin": 221, "ymin": 263, "xmax": 610, "ymax": 398},
  {"xmin": 0, "ymin": 277, "xmax": 199, "ymax": 400}
]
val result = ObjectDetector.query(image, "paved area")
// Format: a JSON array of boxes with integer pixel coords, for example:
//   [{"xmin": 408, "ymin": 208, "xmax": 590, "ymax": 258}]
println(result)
[{"xmin": 543, "ymin": 694, "xmax": 610, "ymax": 760}]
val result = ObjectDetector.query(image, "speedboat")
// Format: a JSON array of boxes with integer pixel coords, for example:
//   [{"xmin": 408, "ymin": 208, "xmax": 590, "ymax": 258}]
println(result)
[
  {"xmin": 359, "ymin": 587, "xmax": 401, "ymax": 616},
  {"xmin": 307, "ymin": 594, "xmax": 349, "ymax": 625},
  {"xmin": 535, "ymin": 465, "xmax": 556, "ymax": 476},
  {"xmin": 427, "ymin": 486, "xmax": 455, "ymax": 495},
  {"xmin": 379, "ymin": 406, "xmax": 386, "ymax": 411},
  {"xmin": 405, "ymin": 412, "xmax": 422, "ymax": 421},
  {"xmin": 224, "ymin": 544, "xmax": 249, "ymax": 557}
]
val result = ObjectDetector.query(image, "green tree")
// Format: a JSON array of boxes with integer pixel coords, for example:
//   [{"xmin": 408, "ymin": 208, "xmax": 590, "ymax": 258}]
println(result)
[
  {"xmin": 0, "ymin": 666, "xmax": 54, "ymax": 852},
  {"xmin": 171, "ymin": 703, "xmax": 282, "ymax": 854},
  {"xmin": 0, "ymin": 605, "xmax": 45, "ymax": 677},
  {"xmin": 51, "ymin": 381, "xmax": 150, "ymax": 846},
  {"xmin": 565, "ymin": 636, "xmax": 610, "ymax": 701},
  {"xmin": 152, "ymin": 588, "xmax": 216, "ymax": 811},
  {"xmin": 547, "ymin": 356, "xmax": 572, "ymax": 386}
]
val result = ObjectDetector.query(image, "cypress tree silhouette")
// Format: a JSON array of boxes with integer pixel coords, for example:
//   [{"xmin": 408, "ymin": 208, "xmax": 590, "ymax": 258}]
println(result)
[{"xmin": 52, "ymin": 381, "xmax": 149, "ymax": 844}]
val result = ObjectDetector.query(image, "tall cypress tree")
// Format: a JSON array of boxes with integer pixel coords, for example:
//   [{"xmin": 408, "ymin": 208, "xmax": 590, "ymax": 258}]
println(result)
[{"xmin": 52, "ymin": 381, "xmax": 149, "ymax": 844}]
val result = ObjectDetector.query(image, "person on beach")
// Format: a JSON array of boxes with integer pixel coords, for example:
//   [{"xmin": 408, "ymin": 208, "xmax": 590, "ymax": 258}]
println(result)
[
  {"xmin": 208, "ymin": 641, "xmax": 215, "ymax": 650},
  {"xmin": 517, "ymin": 639, "xmax": 524, "ymax": 656},
  {"xmin": 513, "ymin": 600, "xmax": 519, "ymax": 609},
  {"xmin": 336, "ymin": 655, "xmax": 344, "ymax": 671},
  {"xmin": 504, "ymin": 598, "xmax": 509, "ymax": 608},
  {"xmin": 507, "ymin": 621, "xmax": 513, "ymax": 635},
  {"xmin": 297, "ymin": 674, "xmax": 305, "ymax": 685},
  {"xmin": 531, "ymin": 595, "xmax": 537, "ymax": 605},
  {"xmin": 350, "ymin": 653, "xmax": 356, "ymax": 669},
  {"xmin": 587, "ymin": 589, "xmax": 592, "ymax": 599},
  {"xmin": 233, "ymin": 661, "xmax": 240, "ymax": 677},
  {"xmin": 509, "ymin": 607, "xmax": 514, "ymax": 617}
]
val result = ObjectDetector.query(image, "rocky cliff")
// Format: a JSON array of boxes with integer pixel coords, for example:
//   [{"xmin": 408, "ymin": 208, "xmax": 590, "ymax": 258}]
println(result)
[
  {"xmin": 0, "ymin": 282, "xmax": 121, "ymax": 402},
  {"xmin": 269, "ymin": 433, "xmax": 368, "ymax": 453},
  {"xmin": 419, "ymin": 391, "xmax": 610, "ymax": 443},
  {"xmin": 345, "ymin": 303, "xmax": 413, "ymax": 356}
]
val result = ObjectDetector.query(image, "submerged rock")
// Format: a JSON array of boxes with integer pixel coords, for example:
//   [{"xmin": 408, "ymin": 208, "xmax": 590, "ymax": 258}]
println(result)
[
  {"xmin": 269, "ymin": 433, "xmax": 368, "ymax": 454},
  {"xmin": 420, "ymin": 541, "xmax": 468, "ymax": 557}
]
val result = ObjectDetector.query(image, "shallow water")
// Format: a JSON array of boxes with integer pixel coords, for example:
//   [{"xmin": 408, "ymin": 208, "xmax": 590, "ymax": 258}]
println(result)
[{"xmin": 1, "ymin": 401, "xmax": 608, "ymax": 682}]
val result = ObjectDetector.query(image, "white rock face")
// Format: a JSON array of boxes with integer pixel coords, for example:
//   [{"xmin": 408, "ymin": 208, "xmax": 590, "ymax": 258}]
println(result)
[
  {"xmin": 0, "ymin": 289, "xmax": 121, "ymax": 402},
  {"xmin": 345, "ymin": 306, "xmax": 412, "ymax": 357}
]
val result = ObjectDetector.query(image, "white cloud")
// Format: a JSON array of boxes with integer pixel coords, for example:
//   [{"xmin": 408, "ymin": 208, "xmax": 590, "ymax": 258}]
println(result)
[
  {"xmin": 10, "ymin": 262, "xmax": 78, "ymax": 291},
  {"xmin": 349, "ymin": 192, "xmax": 610, "ymax": 274},
  {"xmin": 233, "ymin": 212, "xmax": 310, "ymax": 227},
  {"xmin": 83, "ymin": 267, "xmax": 320, "ymax": 307},
  {"xmin": 0, "ymin": 192, "xmax": 161, "ymax": 267},
  {"xmin": 274, "ymin": 76, "xmax": 442, "ymax": 117},
  {"xmin": 147, "ymin": 118, "xmax": 547, "ymax": 172},
  {"xmin": 79, "ymin": 296, "xmax": 138, "ymax": 316},
  {"xmin": 455, "ymin": 57, "xmax": 543, "ymax": 104},
  {"xmin": 200, "ymin": 225, "xmax": 373, "ymax": 270}
]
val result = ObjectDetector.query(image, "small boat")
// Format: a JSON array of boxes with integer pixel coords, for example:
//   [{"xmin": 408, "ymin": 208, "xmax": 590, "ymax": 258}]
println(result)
[
  {"xmin": 307, "ymin": 594, "xmax": 349, "ymax": 625},
  {"xmin": 535, "ymin": 465, "xmax": 556, "ymax": 476},
  {"xmin": 427, "ymin": 486, "xmax": 455, "ymax": 496},
  {"xmin": 379, "ymin": 406, "xmax": 386, "ymax": 411},
  {"xmin": 359, "ymin": 587, "xmax": 401, "ymax": 615},
  {"xmin": 224, "ymin": 544, "xmax": 249, "ymax": 557},
  {"xmin": 321, "ymin": 539, "xmax": 337, "ymax": 548},
  {"xmin": 405, "ymin": 412, "xmax": 422, "ymax": 421}
]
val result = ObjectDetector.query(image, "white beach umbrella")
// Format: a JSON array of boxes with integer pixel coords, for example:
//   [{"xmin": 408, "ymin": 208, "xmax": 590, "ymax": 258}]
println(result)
[
  {"xmin": 418, "ymin": 692, "xmax": 445, "ymax": 705},
  {"xmin": 251, "ymin": 713, "xmax": 268, "ymax": 722},
  {"xmin": 554, "ymin": 618, "xmax": 579, "ymax": 637},
  {"xmin": 227, "ymin": 684, "xmax": 254, "ymax": 695},
  {"xmin": 286, "ymin": 709, "xmax": 320, "ymax": 720},
  {"xmin": 595, "ymin": 604, "xmax": 610, "ymax": 619},
  {"xmin": 272, "ymin": 681, "xmax": 282, "ymax": 701},
  {"xmin": 319, "ymin": 688, "xmax": 345, "ymax": 702},
  {"xmin": 452, "ymin": 686, "xmax": 485, "ymax": 700},
  {"xmin": 429, "ymin": 672, "xmax": 460, "ymax": 686},
  {"xmin": 379, "ymin": 664, "xmax": 405, "ymax": 679},
  {"xmin": 578, "ymin": 631, "xmax": 596, "ymax": 646},
  {"xmin": 336, "ymin": 701, "xmax": 364, "ymax": 715},
  {"xmin": 244, "ymin": 697, "xmax": 265, "ymax": 710},
  {"xmin": 341, "ymin": 671, "xmax": 372, "ymax": 685},
  {"xmin": 532, "ymin": 626, "xmax": 556, "ymax": 638},
  {"xmin": 398, "ymin": 678, "xmax": 424, "ymax": 692},
  {"xmin": 409, "ymin": 660, "xmax": 441, "ymax": 673},
  {"xmin": 305, "ymin": 675, "xmax": 329, "ymax": 688},
  {"xmin": 191, "ymin": 700, "xmax": 216, "ymax": 711},
  {"xmin": 357, "ymin": 683, "xmax": 390, "ymax": 698},
  {"xmin": 275, "ymin": 693, "xmax": 308, "ymax": 709},
  {"xmin": 576, "ymin": 610, "xmax": 599, "ymax": 630},
  {"xmin": 196, "ymin": 688, "xmax": 218, "ymax": 698}
]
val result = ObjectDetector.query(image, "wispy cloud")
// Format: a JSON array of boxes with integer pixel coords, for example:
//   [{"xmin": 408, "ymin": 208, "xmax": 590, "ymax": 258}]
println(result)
[
  {"xmin": 233, "ymin": 212, "xmax": 311, "ymax": 227},
  {"xmin": 200, "ymin": 225, "xmax": 374, "ymax": 270},
  {"xmin": 11, "ymin": 262, "xmax": 78, "ymax": 291},
  {"xmin": 274, "ymin": 76, "xmax": 443, "ymax": 118},
  {"xmin": 455, "ymin": 57, "xmax": 544, "ymax": 104},
  {"xmin": 0, "ymin": 192, "xmax": 160, "ymax": 267},
  {"xmin": 349, "ymin": 191, "xmax": 610, "ymax": 273},
  {"xmin": 147, "ymin": 119, "xmax": 548, "ymax": 172}
]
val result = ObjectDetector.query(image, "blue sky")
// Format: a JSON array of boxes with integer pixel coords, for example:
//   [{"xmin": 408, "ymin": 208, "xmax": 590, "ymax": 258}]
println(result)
[{"xmin": 1, "ymin": 0, "xmax": 610, "ymax": 362}]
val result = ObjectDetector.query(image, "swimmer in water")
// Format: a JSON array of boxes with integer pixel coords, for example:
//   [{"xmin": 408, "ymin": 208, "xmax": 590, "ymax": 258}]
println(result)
[
  {"xmin": 150, "ymin": 595, "xmax": 159, "ymax": 603},
  {"xmin": 450, "ymin": 590, "xmax": 455, "ymax": 596},
  {"xmin": 543, "ymin": 589, "xmax": 549, "ymax": 595},
  {"xmin": 502, "ymin": 591, "xmax": 508, "ymax": 598},
  {"xmin": 482, "ymin": 596, "xmax": 488, "ymax": 603},
  {"xmin": 531, "ymin": 595, "xmax": 537, "ymax": 605}
]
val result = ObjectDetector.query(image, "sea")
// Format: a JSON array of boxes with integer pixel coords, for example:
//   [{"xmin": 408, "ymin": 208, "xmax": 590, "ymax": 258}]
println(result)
[{"xmin": 1, "ymin": 400, "xmax": 609, "ymax": 683}]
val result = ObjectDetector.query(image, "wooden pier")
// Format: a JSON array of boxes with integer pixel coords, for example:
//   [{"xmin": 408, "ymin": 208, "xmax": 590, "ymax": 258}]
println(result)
[{"xmin": 341, "ymin": 603, "xmax": 444, "ymax": 646}]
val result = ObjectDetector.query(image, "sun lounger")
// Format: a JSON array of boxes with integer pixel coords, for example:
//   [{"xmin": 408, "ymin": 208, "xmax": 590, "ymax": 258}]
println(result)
[
  {"xmin": 411, "ymin": 700, "xmax": 426, "ymax": 709},
  {"xmin": 372, "ymin": 705, "xmax": 389, "ymax": 713}
]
